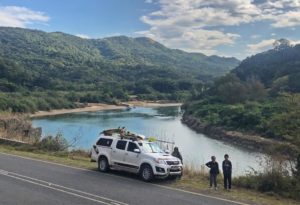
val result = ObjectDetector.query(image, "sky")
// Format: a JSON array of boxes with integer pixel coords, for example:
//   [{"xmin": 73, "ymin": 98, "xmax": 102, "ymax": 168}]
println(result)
[{"xmin": 1, "ymin": 0, "xmax": 300, "ymax": 60}]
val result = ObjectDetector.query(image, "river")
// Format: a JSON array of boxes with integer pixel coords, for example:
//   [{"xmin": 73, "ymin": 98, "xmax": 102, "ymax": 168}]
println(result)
[{"xmin": 32, "ymin": 106, "xmax": 266, "ymax": 176}]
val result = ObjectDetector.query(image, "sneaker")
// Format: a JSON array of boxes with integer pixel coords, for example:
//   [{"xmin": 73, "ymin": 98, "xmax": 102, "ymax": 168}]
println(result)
[{"xmin": 214, "ymin": 187, "xmax": 218, "ymax": 190}]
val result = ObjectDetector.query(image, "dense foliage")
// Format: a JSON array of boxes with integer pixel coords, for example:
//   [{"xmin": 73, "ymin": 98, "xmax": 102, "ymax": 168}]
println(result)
[
  {"xmin": 0, "ymin": 27, "xmax": 239, "ymax": 112},
  {"xmin": 234, "ymin": 42, "xmax": 300, "ymax": 92},
  {"xmin": 184, "ymin": 42, "xmax": 300, "ymax": 148}
]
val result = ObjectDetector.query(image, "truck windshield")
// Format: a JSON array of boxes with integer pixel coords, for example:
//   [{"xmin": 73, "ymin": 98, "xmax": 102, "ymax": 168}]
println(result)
[{"xmin": 142, "ymin": 142, "xmax": 164, "ymax": 153}]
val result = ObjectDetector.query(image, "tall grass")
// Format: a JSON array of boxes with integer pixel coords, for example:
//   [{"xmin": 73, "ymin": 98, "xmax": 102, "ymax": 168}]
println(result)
[
  {"xmin": 234, "ymin": 155, "xmax": 300, "ymax": 200},
  {"xmin": 183, "ymin": 163, "xmax": 207, "ymax": 178}
]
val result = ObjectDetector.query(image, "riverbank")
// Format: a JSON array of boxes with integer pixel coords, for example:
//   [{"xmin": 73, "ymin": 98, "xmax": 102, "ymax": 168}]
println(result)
[
  {"xmin": 181, "ymin": 114, "xmax": 299, "ymax": 156},
  {"xmin": 0, "ymin": 143, "xmax": 298, "ymax": 205},
  {"xmin": 30, "ymin": 101, "xmax": 182, "ymax": 118}
]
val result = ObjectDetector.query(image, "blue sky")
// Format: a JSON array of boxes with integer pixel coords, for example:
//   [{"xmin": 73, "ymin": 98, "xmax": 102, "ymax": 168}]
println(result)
[{"xmin": 1, "ymin": 0, "xmax": 300, "ymax": 60}]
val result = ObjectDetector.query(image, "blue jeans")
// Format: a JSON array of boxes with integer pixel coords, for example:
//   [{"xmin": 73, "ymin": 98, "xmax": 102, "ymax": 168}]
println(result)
[{"xmin": 210, "ymin": 173, "xmax": 217, "ymax": 187}]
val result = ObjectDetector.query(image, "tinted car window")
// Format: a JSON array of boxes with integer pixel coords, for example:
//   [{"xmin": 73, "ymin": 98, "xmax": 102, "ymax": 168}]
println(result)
[
  {"xmin": 116, "ymin": 140, "xmax": 127, "ymax": 150},
  {"xmin": 127, "ymin": 142, "xmax": 139, "ymax": 152},
  {"xmin": 97, "ymin": 138, "xmax": 113, "ymax": 147}
]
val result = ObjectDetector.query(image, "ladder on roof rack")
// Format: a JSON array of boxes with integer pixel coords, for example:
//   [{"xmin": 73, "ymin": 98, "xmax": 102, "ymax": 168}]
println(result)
[{"xmin": 100, "ymin": 128, "xmax": 176, "ymax": 152}]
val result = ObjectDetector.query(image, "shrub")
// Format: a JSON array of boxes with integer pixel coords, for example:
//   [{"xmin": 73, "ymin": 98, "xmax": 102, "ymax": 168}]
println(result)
[
  {"xmin": 37, "ymin": 133, "xmax": 69, "ymax": 152},
  {"xmin": 234, "ymin": 156, "xmax": 300, "ymax": 200}
]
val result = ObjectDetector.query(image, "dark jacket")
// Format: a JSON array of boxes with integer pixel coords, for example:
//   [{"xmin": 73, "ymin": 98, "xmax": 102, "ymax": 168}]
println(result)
[
  {"xmin": 206, "ymin": 161, "xmax": 219, "ymax": 175},
  {"xmin": 222, "ymin": 160, "xmax": 232, "ymax": 174},
  {"xmin": 172, "ymin": 150, "xmax": 183, "ymax": 163}
]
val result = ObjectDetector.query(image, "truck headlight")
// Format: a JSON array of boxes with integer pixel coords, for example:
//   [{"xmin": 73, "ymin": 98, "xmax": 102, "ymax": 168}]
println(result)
[{"xmin": 154, "ymin": 158, "xmax": 166, "ymax": 164}]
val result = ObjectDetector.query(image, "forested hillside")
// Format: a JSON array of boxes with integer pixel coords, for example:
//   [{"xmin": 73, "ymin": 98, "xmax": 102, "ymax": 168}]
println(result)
[
  {"xmin": 184, "ymin": 40, "xmax": 300, "ymax": 148},
  {"xmin": 0, "ymin": 27, "xmax": 239, "ymax": 112},
  {"xmin": 234, "ymin": 41, "xmax": 300, "ymax": 92}
]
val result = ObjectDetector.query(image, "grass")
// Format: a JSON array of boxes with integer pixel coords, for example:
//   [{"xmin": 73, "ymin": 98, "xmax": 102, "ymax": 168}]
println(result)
[
  {"xmin": 0, "ymin": 144, "xmax": 94, "ymax": 169},
  {"xmin": 0, "ymin": 143, "xmax": 299, "ymax": 205},
  {"xmin": 164, "ymin": 164, "xmax": 300, "ymax": 205}
]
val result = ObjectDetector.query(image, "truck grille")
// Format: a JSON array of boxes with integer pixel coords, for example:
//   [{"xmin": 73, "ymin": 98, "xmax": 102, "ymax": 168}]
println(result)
[
  {"xmin": 170, "ymin": 167, "xmax": 181, "ymax": 172},
  {"xmin": 166, "ymin": 161, "xmax": 179, "ymax": 165}
]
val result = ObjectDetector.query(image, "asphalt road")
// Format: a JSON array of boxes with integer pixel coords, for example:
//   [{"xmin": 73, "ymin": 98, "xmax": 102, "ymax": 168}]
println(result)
[{"xmin": 0, "ymin": 152, "xmax": 248, "ymax": 205}]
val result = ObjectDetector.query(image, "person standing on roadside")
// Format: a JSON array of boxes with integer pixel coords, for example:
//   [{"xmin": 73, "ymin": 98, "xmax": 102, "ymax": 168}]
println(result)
[
  {"xmin": 222, "ymin": 154, "xmax": 232, "ymax": 190},
  {"xmin": 172, "ymin": 147, "xmax": 183, "ymax": 164},
  {"xmin": 206, "ymin": 156, "xmax": 219, "ymax": 190}
]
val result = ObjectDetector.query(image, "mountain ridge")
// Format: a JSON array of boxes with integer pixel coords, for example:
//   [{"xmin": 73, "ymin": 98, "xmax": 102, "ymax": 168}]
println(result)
[
  {"xmin": 0, "ymin": 27, "xmax": 239, "ymax": 77},
  {"xmin": 0, "ymin": 26, "xmax": 239, "ymax": 112}
]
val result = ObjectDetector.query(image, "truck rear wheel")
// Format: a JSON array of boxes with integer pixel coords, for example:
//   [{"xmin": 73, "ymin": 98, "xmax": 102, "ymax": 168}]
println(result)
[
  {"xmin": 98, "ymin": 157, "xmax": 109, "ymax": 172},
  {"xmin": 140, "ymin": 164, "xmax": 154, "ymax": 182}
]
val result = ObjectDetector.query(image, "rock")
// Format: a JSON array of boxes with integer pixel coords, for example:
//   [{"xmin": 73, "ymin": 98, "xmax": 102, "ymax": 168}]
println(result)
[{"xmin": 0, "ymin": 115, "xmax": 41, "ymax": 144}]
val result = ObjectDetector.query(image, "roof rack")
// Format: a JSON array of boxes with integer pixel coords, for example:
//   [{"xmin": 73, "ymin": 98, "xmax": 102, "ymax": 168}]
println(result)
[
  {"xmin": 100, "ymin": 128, "xmax": 176, "ymax": 151},
  {"xmin": 100, "ymin": 128, "xmax": 145, "ymax": 141}
]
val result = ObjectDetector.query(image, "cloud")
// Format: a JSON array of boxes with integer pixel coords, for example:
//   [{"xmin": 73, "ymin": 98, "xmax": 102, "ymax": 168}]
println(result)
[
  {"xmin": 251, "ymin": 34, "xmax": 261, "ymax": 39},
  {"xmin": 247, "ymin": 39, "xmax": 276, "ymax": 54},
  {"xmin": 247, "ymin": 38, "xmax": 300, "ymax": 55},
  {"xmin": 139, "ymin": 0, "xmax": 300, "ymax": 55},
  {"xmin": 291, "ymin": 39, "xmax": 300, "ymax": 45},
  {"xmin": 0, "ymin": 6, "xmax": 49, "ymax": 28},
  {"xmin": 76, "ymin": 34, "xmax": 90, "ymax": 39},
  {"xmin": 270, "ymin": 11, "xmax": 300, "ymax": 28},
  {"xmin": 137, "ymin": 28, "xmax": 239, "ymax": 55}
]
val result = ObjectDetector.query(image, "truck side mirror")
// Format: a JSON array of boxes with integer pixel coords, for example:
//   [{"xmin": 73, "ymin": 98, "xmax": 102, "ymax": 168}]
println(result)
[{"xmin": 134, "ymin": 149, "xmax": 140, "ymax": 153}]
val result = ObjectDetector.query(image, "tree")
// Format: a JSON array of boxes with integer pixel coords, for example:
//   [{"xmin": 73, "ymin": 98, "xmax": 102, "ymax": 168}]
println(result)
[
  {"xmin": 273, "ymin": 39, "xmax": 292, "ymax": 50},
  {"xmin": 214, "ymin": 74, "xmax": 247, "ymax": 104},
  {"xmin": 246, "ymin": 79, "xmax": 267, "ymax": 101},
  {"xmin": 266, "ymin": 93, "xmax": 300, "ymax": 143},
  {"xmin": 288, "ymin": 72, "xmax": 300, "ymax": 92}
]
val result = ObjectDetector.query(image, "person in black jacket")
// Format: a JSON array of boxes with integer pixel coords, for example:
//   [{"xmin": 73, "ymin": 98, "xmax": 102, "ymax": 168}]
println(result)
[
  {"xmin": 172, "ymin": 147, "xmax": 183, "ymax": 164},
  {"xmin": 206, "ymin": 156, "xmax": 219, "ymax": 190},
  {"xmin": 222, "ymin": 154, "xmax": 232, "ymax": 190}
]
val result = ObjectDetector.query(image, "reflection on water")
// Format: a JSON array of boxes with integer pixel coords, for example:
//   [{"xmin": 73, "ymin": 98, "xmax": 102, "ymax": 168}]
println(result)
[{"xmin": 32, "ymin": 106, "xmax": 266, "ymax": 175}]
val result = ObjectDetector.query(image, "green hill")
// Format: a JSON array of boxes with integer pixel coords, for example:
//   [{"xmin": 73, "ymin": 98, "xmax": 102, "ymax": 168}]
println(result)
[
  {"xmin": 233, "ymin": 43, "xmax": 300, "ymax": 92},
  {"xmin": 0, "ymin": 27, "xmax": 239, "ymax": 112}
]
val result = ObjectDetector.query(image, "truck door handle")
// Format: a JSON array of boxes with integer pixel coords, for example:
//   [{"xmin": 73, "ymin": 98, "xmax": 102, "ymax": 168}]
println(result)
[
  {"xmin": 113, "ymin": 150, "xmax": 116, "ymax": 153},
  {"xmin": 125, "ymin": 153, "xmax": 128, "ymax": 155}
]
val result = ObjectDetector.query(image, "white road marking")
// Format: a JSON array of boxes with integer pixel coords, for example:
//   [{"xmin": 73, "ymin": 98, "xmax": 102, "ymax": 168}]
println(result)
[
  {"xmin": 0, "ymin": 151, "xmax": 249, "ymax": 205},
  {"xmin": 0, "ymin": 168, "xmax": 129, "ymax": 205},
  {"xmin": 0, "ymin": 169, "xmax": 8, "ymax": 175},
  {"xmin": 5, "ymin": 170, "xmax": 128, "ymax": 205}
]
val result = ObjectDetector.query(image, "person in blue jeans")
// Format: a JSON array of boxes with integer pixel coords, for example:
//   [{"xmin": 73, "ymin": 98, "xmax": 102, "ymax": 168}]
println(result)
[{"xmin": 206, "ymin": 156, "xmax": 219, "ymax": 190}]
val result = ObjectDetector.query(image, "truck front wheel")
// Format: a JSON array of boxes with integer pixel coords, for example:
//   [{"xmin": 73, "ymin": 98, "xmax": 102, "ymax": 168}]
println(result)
[
  {"xmin": 140, "ymin": 164, "xmax": 154, "ymax": 182},
  {"xmin": 98, "ymin": 157, "xmax": 109, "ymax": 172}
]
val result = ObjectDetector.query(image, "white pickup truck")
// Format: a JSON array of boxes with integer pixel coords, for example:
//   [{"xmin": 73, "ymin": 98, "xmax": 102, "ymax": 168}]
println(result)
[{"xmin": 91, "ymin": 132, "xmax": 183, "ymax": 181}]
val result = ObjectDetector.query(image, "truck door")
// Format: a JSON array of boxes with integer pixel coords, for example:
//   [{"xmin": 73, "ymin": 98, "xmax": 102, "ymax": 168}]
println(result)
[
  {"xmin": 111, "ymin": 140, "xmax": 128, "ymax": 165},
  {"xmin": 125, "ymin": 142, "xmax": 141, "ymax": 170}
]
